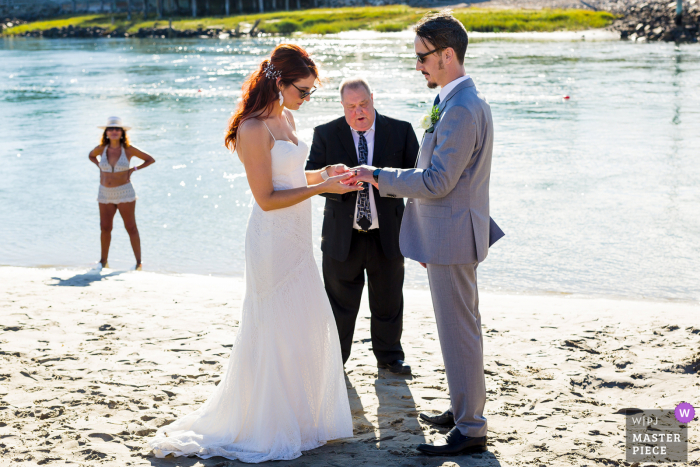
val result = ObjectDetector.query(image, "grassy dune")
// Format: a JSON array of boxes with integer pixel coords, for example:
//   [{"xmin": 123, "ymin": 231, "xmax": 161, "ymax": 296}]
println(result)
[{"xmin": 3, "ymin": 5, "xmax": 617, "ymax": 36}]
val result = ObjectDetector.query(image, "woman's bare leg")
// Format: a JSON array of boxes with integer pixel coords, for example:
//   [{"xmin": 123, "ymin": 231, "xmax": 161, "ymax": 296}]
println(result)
[
  {"xmin": 99, "ymin": 203, "xmax": 118, "ymax": 265},
  {"xmin": 117, "ymin": 201, "xmax": 141, "ymax": 266}
]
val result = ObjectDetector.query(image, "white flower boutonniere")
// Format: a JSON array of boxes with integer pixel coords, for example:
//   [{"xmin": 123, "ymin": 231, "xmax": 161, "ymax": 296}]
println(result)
[{"xmin": 420, "ymin": 105, "xmax": 441, "ymax": 133}]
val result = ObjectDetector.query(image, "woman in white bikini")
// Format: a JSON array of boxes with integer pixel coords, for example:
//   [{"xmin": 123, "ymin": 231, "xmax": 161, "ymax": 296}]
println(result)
[{"xmin": 88, "ymin": 117, "xmax": 155, "ymax": 270}]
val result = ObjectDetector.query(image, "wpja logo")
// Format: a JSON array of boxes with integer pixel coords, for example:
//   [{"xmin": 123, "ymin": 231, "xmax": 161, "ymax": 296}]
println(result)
[
  {"xmin": 675, "ymin": 402, "xmax": 695, "ymax": 424},
  {"xmin": 625, "ymin": 403, "xmax": 694, "ymax": 463}
]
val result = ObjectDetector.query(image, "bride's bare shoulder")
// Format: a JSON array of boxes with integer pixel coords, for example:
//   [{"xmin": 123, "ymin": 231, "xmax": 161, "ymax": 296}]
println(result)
[
  {"xmin": 239, "ymin": 118, "xmax": 265, "ymax": 134},
  {"xmin": 238, "ymin": 118, "xmax": 272, "ymax": 145}
]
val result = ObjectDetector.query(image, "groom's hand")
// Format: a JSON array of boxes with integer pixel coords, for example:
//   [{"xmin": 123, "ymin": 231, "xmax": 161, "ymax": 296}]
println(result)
[{"xmin": 347, "ymin": 165, "xmax": 378, "ymax": 189}]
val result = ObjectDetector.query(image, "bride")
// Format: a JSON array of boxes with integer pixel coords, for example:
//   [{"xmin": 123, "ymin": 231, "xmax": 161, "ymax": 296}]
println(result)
[{"xmin": 149, "ymin": 44, "xmax": 360, "ymax": 463}]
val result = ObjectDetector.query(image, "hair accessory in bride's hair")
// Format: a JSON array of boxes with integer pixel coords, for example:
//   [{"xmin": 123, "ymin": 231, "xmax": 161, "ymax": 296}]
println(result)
[{"xmin": 263, "ymin": 61, "xmax": 282, "ymax": 80}]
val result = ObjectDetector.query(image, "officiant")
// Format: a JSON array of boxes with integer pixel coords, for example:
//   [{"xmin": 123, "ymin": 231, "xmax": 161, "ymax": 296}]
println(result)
[{"xmin": 306, "ymin": 78, "xmax": 419, "ymax": 375}]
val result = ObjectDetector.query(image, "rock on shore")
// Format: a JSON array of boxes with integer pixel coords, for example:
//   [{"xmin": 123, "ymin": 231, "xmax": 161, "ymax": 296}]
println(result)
[{"xmin": 1, "ymin": 17, "xmax": 27, "ymax": 33}]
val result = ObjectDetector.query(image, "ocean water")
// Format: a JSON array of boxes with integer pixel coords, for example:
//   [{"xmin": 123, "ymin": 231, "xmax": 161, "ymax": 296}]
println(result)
[{"xmin": 1, "ymin": 32, "xmax": 699, "ymax": 301}]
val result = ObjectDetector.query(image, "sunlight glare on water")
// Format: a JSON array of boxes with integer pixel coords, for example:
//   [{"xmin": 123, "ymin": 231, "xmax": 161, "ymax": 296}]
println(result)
[{"xmin": 1, "ymin": 34, "xmax": 699, "ymax": 301}]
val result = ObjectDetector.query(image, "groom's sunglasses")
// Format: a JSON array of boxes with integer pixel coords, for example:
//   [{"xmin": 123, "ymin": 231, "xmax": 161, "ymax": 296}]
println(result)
[
  {"xmin": 416, "ymin": 48, "xmax": 442, "ymax": 64},
  {"xmin": 291, "ymin": 82, "xmax": 317, "ymax": 99}
]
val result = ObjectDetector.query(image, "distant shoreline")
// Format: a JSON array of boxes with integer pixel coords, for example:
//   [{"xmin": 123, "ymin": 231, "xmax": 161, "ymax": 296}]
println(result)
[{"xmin": 2, "ymin": 5, "xmax": 617, "ymax": 38}]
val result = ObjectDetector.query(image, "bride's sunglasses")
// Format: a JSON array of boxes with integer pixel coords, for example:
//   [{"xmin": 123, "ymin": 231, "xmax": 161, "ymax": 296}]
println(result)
[{"xmin": 291, "ymin": 82, "xmax": 317, "ymax": 99}]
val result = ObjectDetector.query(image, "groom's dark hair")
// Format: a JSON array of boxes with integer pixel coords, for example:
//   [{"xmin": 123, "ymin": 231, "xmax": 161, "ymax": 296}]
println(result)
[{"xmin": 415, "ymin": 10, "xmax": 468, "ymax": 65}]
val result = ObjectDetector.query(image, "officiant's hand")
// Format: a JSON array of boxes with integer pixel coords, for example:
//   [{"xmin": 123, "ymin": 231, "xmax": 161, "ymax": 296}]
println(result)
[{"xmin": 346, "ymin": 165, "xmax": 378, "ymax": 189}]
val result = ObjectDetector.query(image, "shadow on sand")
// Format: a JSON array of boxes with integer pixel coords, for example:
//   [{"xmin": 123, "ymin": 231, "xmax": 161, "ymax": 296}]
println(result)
[
  {"xmin": 143, "ymin": 368, "xmax": 503, "ymax": 467},
  {"xmin": 49, "ymin": 269, "xmax": 127, "ymax": 287},
  {"xmin": 374, "ymin": 368, "xmax": 501, "ymax": 466}
]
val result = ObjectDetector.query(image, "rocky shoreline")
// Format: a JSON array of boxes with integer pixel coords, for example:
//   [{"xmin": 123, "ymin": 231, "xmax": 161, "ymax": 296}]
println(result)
[
  {"xmin": 10, "ymin": 18, "xmax": 262, "ymax": 39},
  {"xmin": 608, "ymin": 0, "xmax": 699, "ymax": 42},
  {"xmin": 1, "ymin": 17, "xmax": 27, "ymax": 33}
]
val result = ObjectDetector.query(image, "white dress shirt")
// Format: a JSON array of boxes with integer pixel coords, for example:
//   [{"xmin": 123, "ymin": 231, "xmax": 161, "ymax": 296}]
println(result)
[
  {"xmin": 350, "ymin": 115, "xmax": 379, "ymax": 230},
  {"xmin": 438, "ymin": 74, "xmax": 471, "ymax": 104}
]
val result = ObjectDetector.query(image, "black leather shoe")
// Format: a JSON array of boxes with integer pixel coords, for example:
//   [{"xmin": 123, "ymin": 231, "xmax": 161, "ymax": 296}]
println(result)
[
  {"xmin": 417, "ymin": 427, "xmax": 487, "ymax": 455},
  {"xmin": 377, "ymin": 359, "xmax": 412, "ymax": 375},
  {"xmin": 419, "ymin": 409, "xmax": 455, "ymax": 427}
]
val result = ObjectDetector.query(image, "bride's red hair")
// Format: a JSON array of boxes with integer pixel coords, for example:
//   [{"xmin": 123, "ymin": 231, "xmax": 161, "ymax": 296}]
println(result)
[{"xmin": 225, "ymin": 44, "xmax": 319, "ymax": 152}]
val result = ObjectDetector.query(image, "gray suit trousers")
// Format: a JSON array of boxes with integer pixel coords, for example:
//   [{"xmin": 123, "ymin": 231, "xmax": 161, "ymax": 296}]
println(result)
[{"xmin": 426, "ymin": 262, "xmax": 487, "ymax": 438}]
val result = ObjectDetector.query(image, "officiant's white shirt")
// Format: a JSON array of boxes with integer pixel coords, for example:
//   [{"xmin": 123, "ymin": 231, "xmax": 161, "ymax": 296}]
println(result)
[
  {"xmin": 350, "ymin": 114, "xmax": 379, "ymax": 230},
  {"xmin": 439, "ymin": 74, "xmax": 471, "ymax": 103}
]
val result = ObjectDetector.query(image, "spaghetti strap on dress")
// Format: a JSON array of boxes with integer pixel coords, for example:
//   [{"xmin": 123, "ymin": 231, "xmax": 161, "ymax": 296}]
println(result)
[{"xmin": 261, "ymin": 120, "xmax": 276, "ymax": 141}]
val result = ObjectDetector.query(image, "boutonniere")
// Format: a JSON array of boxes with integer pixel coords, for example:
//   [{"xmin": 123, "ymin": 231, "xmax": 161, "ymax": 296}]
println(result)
[{"xmin": 419, "ymin": 105, "xmax": 441, "ymax": 134}]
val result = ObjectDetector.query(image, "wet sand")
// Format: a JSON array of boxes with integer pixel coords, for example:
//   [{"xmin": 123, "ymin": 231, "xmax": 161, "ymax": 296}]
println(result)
[{"xmin": 0, "ymin": 266, "xmax": 698, "ymax": 466}]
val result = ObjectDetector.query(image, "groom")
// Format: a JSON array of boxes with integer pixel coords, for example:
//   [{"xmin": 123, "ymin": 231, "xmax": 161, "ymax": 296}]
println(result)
[{"xmin": 349, "ymin": 11, "xmax": 504, "ymax": 455}]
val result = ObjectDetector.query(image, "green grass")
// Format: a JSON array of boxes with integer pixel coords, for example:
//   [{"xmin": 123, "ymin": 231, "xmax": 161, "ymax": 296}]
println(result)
[
  {"xmin": 2, "ymin": 5, "xmax": 616, "ymax": 36},
  {"xmin": 454, "ymin": 9, "xmax": 616, "ymax": 32}
]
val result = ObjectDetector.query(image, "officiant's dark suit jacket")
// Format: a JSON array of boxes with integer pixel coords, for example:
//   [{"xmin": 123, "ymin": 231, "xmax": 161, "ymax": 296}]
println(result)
[{"xmin": 306, "ymin": 112, "xmax": 420, "ymax": 262}]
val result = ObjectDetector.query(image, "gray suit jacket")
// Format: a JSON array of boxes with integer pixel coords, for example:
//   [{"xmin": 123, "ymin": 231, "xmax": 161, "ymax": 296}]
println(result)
[{"xmin": 378, "ymin": 78, "xmax": 503, "ymax": 265}]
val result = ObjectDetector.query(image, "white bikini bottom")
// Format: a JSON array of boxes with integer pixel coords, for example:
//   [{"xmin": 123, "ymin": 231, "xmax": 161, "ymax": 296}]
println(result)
[{"xmin": 97, "ymin": 183, "xmax": 137, "ymax": 204}]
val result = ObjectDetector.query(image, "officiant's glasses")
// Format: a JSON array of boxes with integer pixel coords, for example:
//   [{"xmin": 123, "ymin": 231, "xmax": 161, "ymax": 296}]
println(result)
[
  {"xmin": 291, "ymin": 83, "xmax": 317, "ymax": 99},
  {"xmin": 416, "ymin": 48, "xmax": 442, "ymax": 64}
]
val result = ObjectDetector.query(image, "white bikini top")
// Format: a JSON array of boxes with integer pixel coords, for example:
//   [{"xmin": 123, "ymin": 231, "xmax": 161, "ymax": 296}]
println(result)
[{"xmin": 99, "ymin": 146, "xmax": 130, "ymax": 173}]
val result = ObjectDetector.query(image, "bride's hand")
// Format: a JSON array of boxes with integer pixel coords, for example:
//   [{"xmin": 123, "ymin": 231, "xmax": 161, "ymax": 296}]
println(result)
[{"xmin": 321, "ymin": 173, "xmax": 364, "ymax": 194}]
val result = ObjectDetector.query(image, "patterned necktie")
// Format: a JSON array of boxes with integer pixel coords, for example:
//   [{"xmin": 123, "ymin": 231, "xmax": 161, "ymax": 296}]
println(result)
[
  {"xmin": 356, "ymin": 131, "xmax": 372, "ymax": 231},
  {"xmin": 434, "ymin": 94, "xmax": 440, "ymax": 106}
]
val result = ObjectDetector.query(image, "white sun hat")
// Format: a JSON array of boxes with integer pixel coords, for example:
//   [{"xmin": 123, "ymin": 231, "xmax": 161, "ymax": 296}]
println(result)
[{"xmin": 98, "ymin": 116, "xmax": 132, "ymax": 131}]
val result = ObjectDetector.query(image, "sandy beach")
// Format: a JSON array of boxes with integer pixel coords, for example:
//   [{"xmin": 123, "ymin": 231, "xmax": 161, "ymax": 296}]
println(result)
[{"xmin": 0, "ymin": 265, "xmax": 698, "ymax": 466}]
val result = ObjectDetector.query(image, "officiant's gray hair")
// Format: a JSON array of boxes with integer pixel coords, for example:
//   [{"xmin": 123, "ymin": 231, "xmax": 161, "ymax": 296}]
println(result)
[{"xmin": 339, "ymin": 77, "xmax": 372, "ymax": 101}]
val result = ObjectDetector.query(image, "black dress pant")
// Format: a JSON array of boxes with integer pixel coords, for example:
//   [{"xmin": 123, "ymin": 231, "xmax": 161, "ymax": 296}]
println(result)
[{"xmin": 322, "ymin": 229, "xmax": 405, "ymax": 365}]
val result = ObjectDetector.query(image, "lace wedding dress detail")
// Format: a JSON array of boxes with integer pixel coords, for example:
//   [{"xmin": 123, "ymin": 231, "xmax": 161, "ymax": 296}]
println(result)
[{"xmin": 149, "ymin": 139, "xmax": 353, "ymax": 463}]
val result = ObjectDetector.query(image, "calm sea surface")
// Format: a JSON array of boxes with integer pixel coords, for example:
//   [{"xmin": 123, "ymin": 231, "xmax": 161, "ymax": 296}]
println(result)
[{"xmin": 1, "ymin": 32, "xmax": 699, "ymax": 301}]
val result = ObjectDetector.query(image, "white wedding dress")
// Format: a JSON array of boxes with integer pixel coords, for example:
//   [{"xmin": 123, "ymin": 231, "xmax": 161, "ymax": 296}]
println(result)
[{"xmin": 149, "ymin": 138, "xmax": 353, "ymax": 463}]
